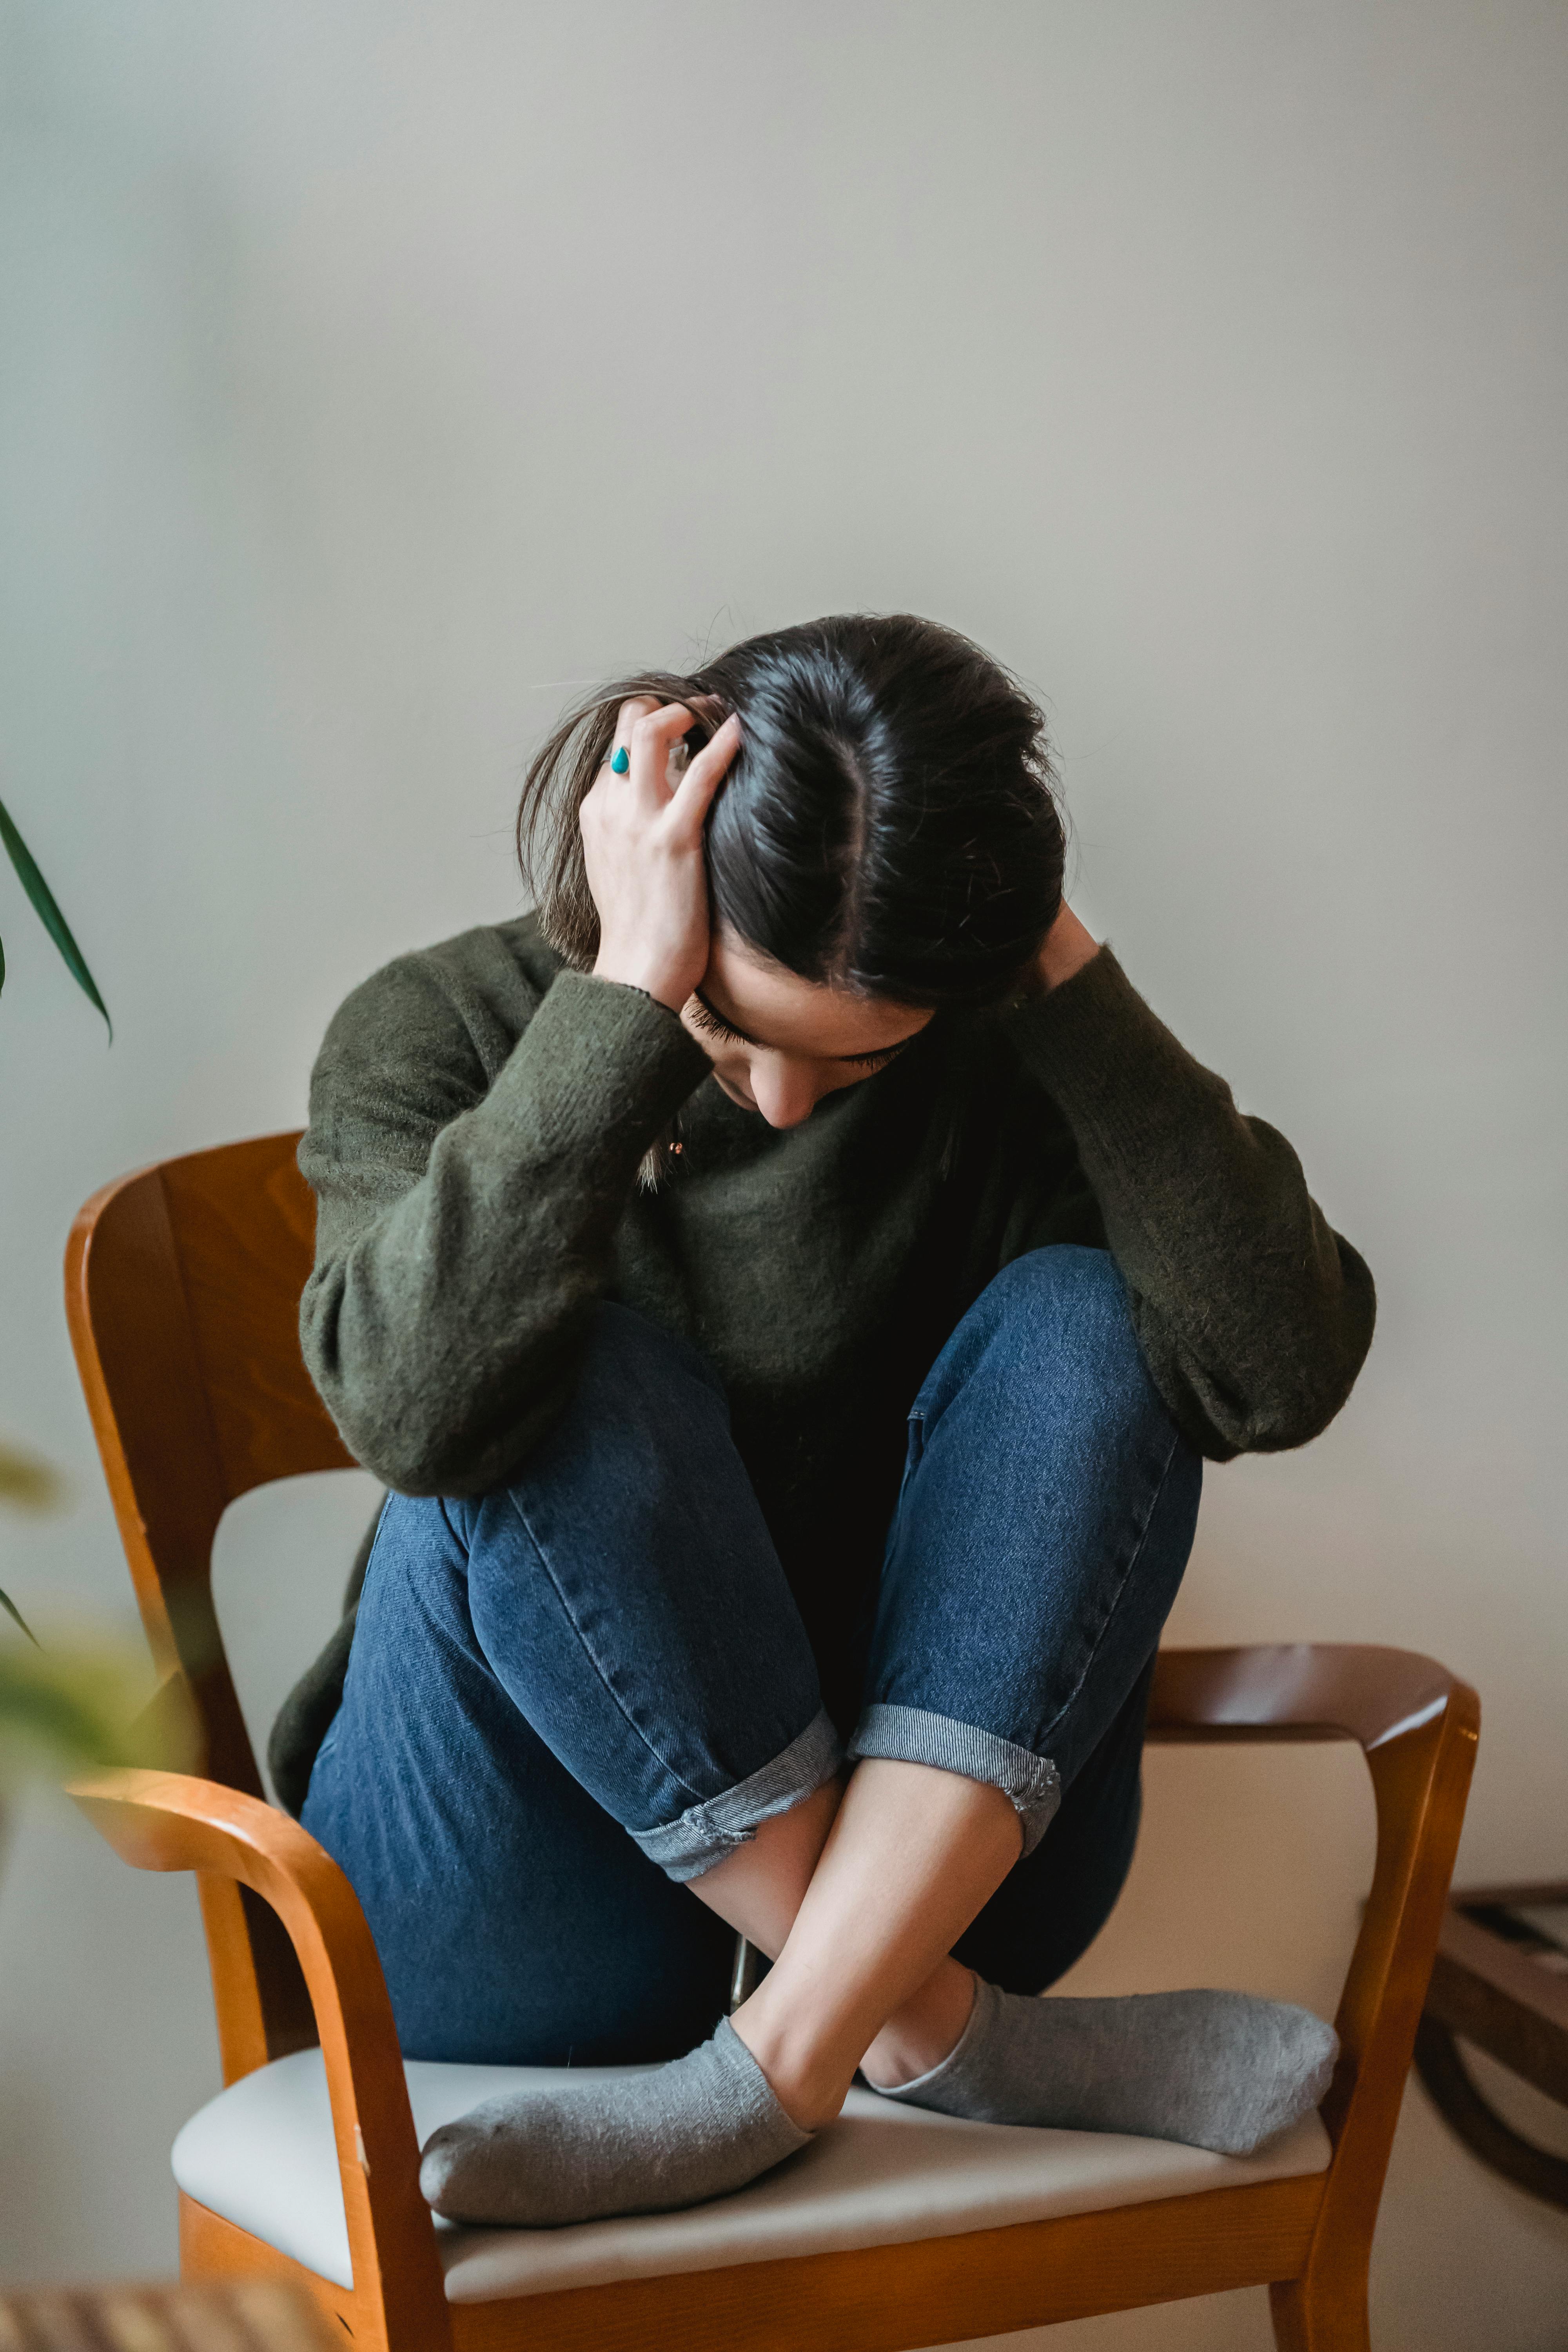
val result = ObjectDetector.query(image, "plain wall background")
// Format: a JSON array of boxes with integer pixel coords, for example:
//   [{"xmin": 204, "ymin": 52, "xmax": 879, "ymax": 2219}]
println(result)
[{"xmin": 2, "ymin": 2, "xmax": 1565, "ymax": 2342}]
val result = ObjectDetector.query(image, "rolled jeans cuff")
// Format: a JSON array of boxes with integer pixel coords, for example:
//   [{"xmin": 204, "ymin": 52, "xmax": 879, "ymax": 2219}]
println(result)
[
  {"xmin": 847, "ymin": 1703, "xmax": 1062, "ymax": 1855},
  {"xmin": 629, "ymin": 1708, "xmax": 845, "ymax": 1884}
]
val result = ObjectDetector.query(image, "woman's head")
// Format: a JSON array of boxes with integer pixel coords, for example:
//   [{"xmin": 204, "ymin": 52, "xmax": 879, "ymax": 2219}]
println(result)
[
  {"xmin": 521, "ymin": 613, "xmax": 1063, "ymax": 989},
  {"xmin": 517, "ymin": 613, "xmax": 1065, "ymax": 1125}
]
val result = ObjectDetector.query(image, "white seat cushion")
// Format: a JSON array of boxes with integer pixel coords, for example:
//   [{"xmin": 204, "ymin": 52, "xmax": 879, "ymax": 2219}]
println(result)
[{"xmin": 172, "ymin": 2051, "xmax": 1330, "ymax": 2303}]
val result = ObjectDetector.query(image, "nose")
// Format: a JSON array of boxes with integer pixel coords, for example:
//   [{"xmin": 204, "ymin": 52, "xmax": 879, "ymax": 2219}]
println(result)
[{"xmin": 750, "ymin": 1056, "xmax": 823, "ymax": 1129}]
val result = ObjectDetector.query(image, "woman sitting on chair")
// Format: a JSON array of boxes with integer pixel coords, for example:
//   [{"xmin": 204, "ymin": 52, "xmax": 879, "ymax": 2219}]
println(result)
[{"xmin": 277, "ymin": 613, "xmax": 1373, "ymax": 2229}]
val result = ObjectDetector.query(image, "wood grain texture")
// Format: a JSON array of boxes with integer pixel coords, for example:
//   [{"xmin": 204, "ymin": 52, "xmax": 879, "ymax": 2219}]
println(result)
[
  {"xmin": 64, "ymin": 1140, "xmax": 345, "ymax": 2068},
  {"xmin": 65, "ymin": 1134, "xmax": 1483, "ymax": 2351},
  {"xmin": 159, "ymin": 1138, "xmax": 350, "ymax": 1502},
  {"xmin": 450, "ymin": 2173, "xmax": 1323, "ymax": 2352},
  {"xmin": 1147, "ymin": 1641, "xmax": 1463, "ymax": 1753},
  {"xmin": 64, "ymin": 1165, "xmax": 246, "ymax": 1780},
  {"xmin": 179, "ymin": 2174, "xmax": 1320, "ymax": 2352},
  {"xmin": 181, "ymin": 2196, "xmax": 364, "ymax": 2345},
  {"xmin": 0, "ymin": 2279, "xmax": 336, "ymax": 2352}
]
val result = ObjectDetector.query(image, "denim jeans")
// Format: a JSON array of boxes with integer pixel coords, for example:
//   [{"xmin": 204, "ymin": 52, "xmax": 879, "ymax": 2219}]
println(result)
[{"xmin": 303, "ymin": 1245, "xmax": 1201, "ymax": 2065}]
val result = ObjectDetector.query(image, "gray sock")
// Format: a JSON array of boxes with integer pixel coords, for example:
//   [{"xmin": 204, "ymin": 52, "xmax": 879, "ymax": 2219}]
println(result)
[
  {"xmin": 419, "ymin": 2017, "xmax": 812, "ymax": 2227},
  {"xmin": 873, "ymin": 1979, "xmax": 1337, "ymax": 2157}
]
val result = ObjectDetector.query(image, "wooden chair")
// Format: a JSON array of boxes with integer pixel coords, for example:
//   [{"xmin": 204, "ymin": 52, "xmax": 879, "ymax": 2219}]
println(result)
[{"xmin": 64, "ymin": 1133, "xmax": 1479, "ymax": 2352}]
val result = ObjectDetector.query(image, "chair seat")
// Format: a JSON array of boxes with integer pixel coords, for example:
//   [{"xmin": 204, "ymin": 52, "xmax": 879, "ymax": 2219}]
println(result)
[{"xmin": 172, "ymin": 2049, "xmax": 1331, "ymax": 2304}]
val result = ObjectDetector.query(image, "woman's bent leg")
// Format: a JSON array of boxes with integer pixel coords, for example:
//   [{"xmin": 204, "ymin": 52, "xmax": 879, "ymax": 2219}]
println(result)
[
  {"xmin": 851, "ymin": 1243, "xmax": 1202, "ymax": 1854},
  {"xmin": 817, "ymin": 1247, "xmax": 1334, "ymax": 2154},
  {"xmin": 417, "ymin": 1255, "xmax": 1330, "ymax": 2221},
  {"xmin": 955, "ymin": 1652, "xmax": 1158, "ymax": 1994},
  {"xmin": 729, "ymin": 1246, "xmax": 1197, "ymax": 2115},
  {"xmin": 302, "ymin": 1302, "xmax": 838, "ymax": 2064}
]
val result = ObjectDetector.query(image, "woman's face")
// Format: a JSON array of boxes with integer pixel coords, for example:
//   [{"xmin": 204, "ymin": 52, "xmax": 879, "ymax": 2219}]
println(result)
[{"xmin": 679, "ymin": 927, "xmax": 933, "ymax": 1129}]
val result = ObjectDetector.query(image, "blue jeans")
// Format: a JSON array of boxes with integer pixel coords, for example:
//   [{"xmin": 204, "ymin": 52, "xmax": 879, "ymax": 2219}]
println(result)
[{"xmin": 303, "ymin": 1246, "xmax": 1201, "ymax": 2065}]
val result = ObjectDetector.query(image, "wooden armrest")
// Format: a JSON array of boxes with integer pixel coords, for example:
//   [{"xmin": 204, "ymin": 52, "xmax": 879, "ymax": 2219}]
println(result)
[
  {"xmin": 70, "ymin": 1768, "xmax": 448, "ymax": 2344},
  {"xmin": 1148, "ymin": 1641, "xmax": 1467, "ymax": 1751}
]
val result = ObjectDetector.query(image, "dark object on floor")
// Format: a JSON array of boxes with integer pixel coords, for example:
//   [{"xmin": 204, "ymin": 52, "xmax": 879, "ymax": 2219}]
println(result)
[{"xmin": 1415, "ymin": 1879, "xmax": 1568, "ymax": 2210}]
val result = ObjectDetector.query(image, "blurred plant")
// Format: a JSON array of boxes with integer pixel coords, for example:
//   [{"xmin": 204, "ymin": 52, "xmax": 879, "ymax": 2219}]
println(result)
[
  {"xmin": 1, "ymin": 1424, "xmax": 62, "ymax": 1641},
  {"xmin": 1, "ymin": 1405, "xmax": 67, "ymax": 1640},
  {"xmin": 0, "ymin": 805, "xmax": 142, "ymax": 1809},
  {"xmin": 0, "ymin": 1632, "xmax": 179, "ymax": 1790},
  {"xmin": 0, "ymin": 795, "xmax": 111, "ymax": 1031},
  {"xmin": 0, "ymin": 1443, "xmax": 64, "ymax": 1514},
  {"xmin": 0, "ymin": 1451, "xmax": 179, "ymax": 1796}
]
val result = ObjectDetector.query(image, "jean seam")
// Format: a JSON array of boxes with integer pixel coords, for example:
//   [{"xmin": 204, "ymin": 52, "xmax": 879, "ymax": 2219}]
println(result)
[
  {"xmin": 885, "ymin": 1313, "xmax": 1187, "ymax": 1765},
  {"xmin": 495, "ymin": 1486, "xmax": 713, "ymax": 1808},
  {"xmin": 1029, "ymin": 1414, "xmax": 1185, "ymax": 1758}
]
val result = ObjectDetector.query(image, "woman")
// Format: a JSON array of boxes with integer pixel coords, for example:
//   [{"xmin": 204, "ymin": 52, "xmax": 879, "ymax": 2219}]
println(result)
[{"xmin": 280, "ymin": 613, "xmax": 1373, "ymax": 2229}]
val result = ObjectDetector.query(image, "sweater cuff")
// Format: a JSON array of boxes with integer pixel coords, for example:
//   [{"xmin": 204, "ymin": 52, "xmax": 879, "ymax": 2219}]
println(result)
[
  {"xmin": 487, "ymin": 967, "xmax": 710, "ymax": 1162},
  {"xmin": 1001, "ymin": 947, "xmax": 1226, "ymax": 1164}
]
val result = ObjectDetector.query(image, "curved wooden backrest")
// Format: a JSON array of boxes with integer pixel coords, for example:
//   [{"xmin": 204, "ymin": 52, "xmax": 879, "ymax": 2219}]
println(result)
[
  {"xmin": 67, "ymin": 1132, "xmax": 351, "ymax": 2065},
  {"xmin": 66, "ymin": 1131, "xmax": 347, "ymax": 1793}
]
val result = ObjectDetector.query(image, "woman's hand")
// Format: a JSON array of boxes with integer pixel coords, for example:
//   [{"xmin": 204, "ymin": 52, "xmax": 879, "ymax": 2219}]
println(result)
[
  {"xmin": 1035, "ymin": 902, "xmax": 1100, "ymax": 993},
  {"xmin": 582, "ymin": 698, "xmax": 742, "ymax": 1012}
]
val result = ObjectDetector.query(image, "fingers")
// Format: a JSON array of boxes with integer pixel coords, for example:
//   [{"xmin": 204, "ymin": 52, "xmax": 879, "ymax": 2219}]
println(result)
[
  {"xmin": 605, "ymin": 696, "xmax": 661, "ymax": 769},
  {"xmin": 628, "ymin": 701, "xmax": 697, "ymax": 776},
  {"xmin": 601, "ymin": 697, "xmax": 736, "ymax": 831},
  {"xmin": 672, "ymin": 712, "xmax": 741, "ymax": 824}
]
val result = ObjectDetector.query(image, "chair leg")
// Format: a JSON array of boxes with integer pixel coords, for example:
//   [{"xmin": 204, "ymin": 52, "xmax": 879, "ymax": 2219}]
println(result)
[{"xmin": 1269, "ymin": 2261, "xmax": 1371, "ymax": 2352}]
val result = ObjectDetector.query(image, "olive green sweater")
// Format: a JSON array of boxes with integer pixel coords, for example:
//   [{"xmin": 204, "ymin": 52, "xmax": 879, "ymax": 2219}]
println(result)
[{"xmin": 270, "ymin": 916, "xmax": 1374, "ymax": 1812}]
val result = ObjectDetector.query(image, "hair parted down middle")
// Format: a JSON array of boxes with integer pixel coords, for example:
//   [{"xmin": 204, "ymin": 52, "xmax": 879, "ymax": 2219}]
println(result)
[{"xmin": 516, "ymin": 612, "xmax": 1066, "ymax": 1011}]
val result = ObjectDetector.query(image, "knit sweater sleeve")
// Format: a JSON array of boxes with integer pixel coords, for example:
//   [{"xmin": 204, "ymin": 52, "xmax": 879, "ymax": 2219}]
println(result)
[
  {"xmin": 298, "ymin": 953, "xmax": 708, "ymax": 1495},
  {"xmin": 1002, "ymin": 949, "xmax": 1376, "ymax": 1461}
]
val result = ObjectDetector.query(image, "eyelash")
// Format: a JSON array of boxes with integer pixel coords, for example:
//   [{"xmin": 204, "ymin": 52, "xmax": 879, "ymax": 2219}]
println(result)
[
  {"xmin": 689, "ymin": 997, "xmax": 904, "ymax": 1070},
  {"xmin": 688, "ymin": 998, "xmax": 746, "ymax": 1046}
]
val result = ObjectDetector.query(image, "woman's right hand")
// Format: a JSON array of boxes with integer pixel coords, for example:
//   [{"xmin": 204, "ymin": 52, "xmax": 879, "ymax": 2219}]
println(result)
[{"xmin": 582, "ymin": 697, "xmax": 742, "ymax": 1012}]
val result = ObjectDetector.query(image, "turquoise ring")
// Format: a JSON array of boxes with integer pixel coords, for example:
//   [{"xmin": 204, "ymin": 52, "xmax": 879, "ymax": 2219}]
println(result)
[{"xmin": 609, "ymin": 745, "xmax": 630, "ymax": 774}]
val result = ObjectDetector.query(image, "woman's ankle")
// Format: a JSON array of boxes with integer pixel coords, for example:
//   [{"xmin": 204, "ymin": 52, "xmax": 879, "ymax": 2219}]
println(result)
[
  {"xmin": 728, "ymin": 1995, "xmax": 857, "ymax": 2132},
  {"xmin": 861, "ymin": 1963, "xmax": 977, "ymax": 2091},
  {"xmin": 688, "ymin": 1774, "xmax": 845, "ymax": 1959}
]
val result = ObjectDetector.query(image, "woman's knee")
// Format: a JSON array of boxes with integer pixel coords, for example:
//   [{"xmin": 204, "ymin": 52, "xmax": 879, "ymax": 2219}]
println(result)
[
  {"xmin": 441, "ymin": 1303, "xmax": 730, "ymax": 1529},
  {"xmin": 563, "ymin": 1301, "xmax": 727, "ymax": 1434},
  {"xmin": 924, "ymin": 1245, "xmax": 1168, "ymax": 1444},
  {"xmin": 985, "ymin": 1243, "xmax": 1142, "ymax": 1359},
  {"xmin": 908, "ymin": 1244, "xmax": 1203, "ymax": 1611}
]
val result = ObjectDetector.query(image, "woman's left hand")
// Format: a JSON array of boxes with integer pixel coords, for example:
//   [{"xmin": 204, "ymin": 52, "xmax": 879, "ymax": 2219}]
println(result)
[{"xmin": 1036, "ymin": 904, "xmax": 1100, "ymax": 992}]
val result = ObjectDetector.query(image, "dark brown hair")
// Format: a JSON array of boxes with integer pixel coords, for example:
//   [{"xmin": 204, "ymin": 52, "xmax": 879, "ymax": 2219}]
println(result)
[{"xmin": 517, "ymin": 613, "xmax": 1064, "ymax": 1009}]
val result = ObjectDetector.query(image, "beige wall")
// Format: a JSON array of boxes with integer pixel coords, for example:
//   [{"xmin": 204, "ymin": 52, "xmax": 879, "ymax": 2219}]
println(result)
[{"xmin": 2, "ymin": 2, "xmax": 1565, "ymax": 2340}]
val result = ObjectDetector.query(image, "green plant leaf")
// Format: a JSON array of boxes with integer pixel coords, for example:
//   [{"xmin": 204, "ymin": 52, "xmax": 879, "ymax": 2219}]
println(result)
[
  {"xmin": 0, "ymin": 1586, "xmax": 40, "ymax": 1647},
  {"xmin": 0, "ymin": 1635, "xmax": 178, "ymax": 1784},
  {"xmin": 0, "ymin": 797, "xmax": 111, "ymax": 1036}
]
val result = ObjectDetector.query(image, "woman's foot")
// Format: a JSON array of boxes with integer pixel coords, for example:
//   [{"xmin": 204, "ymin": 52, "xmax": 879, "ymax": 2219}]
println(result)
[
  {"xmin": 419, "ymin": 2018, "xmax": 811, "ymax": 2226},
  {"xmin": 867, "ymin": 1977, "xmax": 1338, "ymax": 2157}
]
